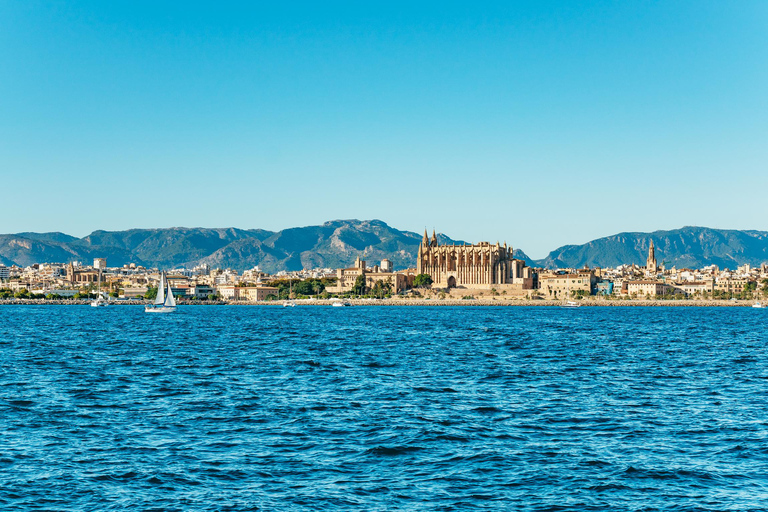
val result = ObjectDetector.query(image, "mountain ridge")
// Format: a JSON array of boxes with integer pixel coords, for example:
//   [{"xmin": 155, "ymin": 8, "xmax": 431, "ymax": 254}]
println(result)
[{"xmin": 2, "ymin": 222, "xmax": 766, "ymax": 272}]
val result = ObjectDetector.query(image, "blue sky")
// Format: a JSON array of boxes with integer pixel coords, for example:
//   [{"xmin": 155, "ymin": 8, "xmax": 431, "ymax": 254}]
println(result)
[{"xmin": 1, "ymin": 1, "xmax": 766, "ymax": 258}]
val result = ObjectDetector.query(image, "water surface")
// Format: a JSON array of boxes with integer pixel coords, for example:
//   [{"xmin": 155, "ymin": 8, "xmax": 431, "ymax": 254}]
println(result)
[{"xmin": 2, "ymin": 306, "xmax": 767, "ymax": 510}]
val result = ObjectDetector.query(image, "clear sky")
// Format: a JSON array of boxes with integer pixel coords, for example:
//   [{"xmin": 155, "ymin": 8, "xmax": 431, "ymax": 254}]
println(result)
[{"xmin": 2, "ymin": 1, "xmax": 766, "ymax": 258}]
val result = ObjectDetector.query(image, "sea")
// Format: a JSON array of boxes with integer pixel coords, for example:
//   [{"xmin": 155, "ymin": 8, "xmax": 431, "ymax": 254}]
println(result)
[{"xmin": 2, "ymin": 305, "xmax": 767, "ymax": 511}]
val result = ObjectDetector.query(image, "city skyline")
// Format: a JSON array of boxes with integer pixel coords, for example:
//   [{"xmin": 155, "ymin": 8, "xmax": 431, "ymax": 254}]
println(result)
[{"xmin": 2, "ymin": 2, "xmax": 766, "ymax": 257}]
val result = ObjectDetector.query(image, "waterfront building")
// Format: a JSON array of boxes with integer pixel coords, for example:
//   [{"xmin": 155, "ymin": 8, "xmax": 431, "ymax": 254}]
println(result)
[
  {"xmin": 674, "ymin": 280, "xmax": 714, "ymax": 297},
  {"xmin": 416, "ymin": 230, "xmax": 534, "ymax": 293},
  {"xmin": 627, "ymin": 280, "xmax": 673, "ymax": 297},
  {"xmin": 327, "ymin": 257, "xmax": 413, "ymax": 294},
  {"xmin": 121, "ymin": 286, "xmax": 149, "ymax": 298},
  {"xmin": 715, "ymin": 277, "xmax": 752, "ymax": 295},
  {"xmin": 217, "ymin": 285, "xmax": 279, "ymax": 301},
  {"xmin": 539, "ymin": 271, "xmax": 597, "ymax": 298},
  {"xmin": 595, "ymin": 280, "xmax": 614, "ymax": 296}
]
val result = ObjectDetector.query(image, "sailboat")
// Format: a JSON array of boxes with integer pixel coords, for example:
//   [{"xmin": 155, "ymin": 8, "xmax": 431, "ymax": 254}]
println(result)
[
  {"xmin": 90, "ymin": 269, "xmax": 108, "ymax": 307},
  {"xmin": 145, "ymin": 272, "xmax": 177, "ymax": 313},
  {"xmin": 283, "ymin": 279, "xmax": 296, "ymax": 307}
]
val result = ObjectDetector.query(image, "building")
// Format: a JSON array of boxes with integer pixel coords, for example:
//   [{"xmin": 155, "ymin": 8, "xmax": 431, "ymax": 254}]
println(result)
[
  {"xmin": 595, "ymin": 280, "xmax": 614, "ymax": 296},
  {"xmin": 646, "ymin": 240, "xmax": 657, "ymax": 275},
  {"xmin": 715, "ymin": 278, "xmax": 752, "ymax": 295},
  {"xmin": 327, "ymin": 258, "xmax": 413, "ymax": 294},
  {"xmin": 188, "ymin": 285, "xmax": 215, "ymax": 299},
  {"xmin": 0, "ymin": 265, "xmax": 9, "ymax": 280},
  {"xmin": 93, "ymin": 258, "xmax": 107, "ymax": 270},
  {"xmin": 675, "ymin": 280, "xmax": 714, "ymax": 296},
  {"xmin": 122, "ymin": 287, "xmax": 149, "ymax": 298},
  {"xmin": 627, "ymin": 280, "xmax": 673, "ymax": 297},
  {"xmin": 416, "ymin": 230, "xmax": 534, "ymax": 293},
  {"xmin": 66, "ymin": 263, "xmax": 99, "ymax": 283},
  {"xmin": 539, "ymin": 271, "xmax": 597, "ymax": 299},
  {"xmin": 217, "ymin": 285, "xmax": 279, "ymax": 301}
]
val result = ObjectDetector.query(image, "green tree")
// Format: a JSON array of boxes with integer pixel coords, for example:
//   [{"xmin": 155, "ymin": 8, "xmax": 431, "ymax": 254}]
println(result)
[
  {"xmin": 413, "ymin": 274, "xmax": 433, "ymax": 288},
  {"xmin": 371, "ymin": 279, "xmax": 392, "ymax": 298},
  {"xmin": 145, "ymin": 287, "xmax": 158, "ymax": 300},
  {"xmin": 352, "ymin": 274, "xmax": 367, "ymax": 295}
]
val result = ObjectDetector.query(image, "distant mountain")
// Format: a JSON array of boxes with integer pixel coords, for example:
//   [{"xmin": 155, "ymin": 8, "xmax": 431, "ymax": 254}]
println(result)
[
  {"xmin": 535, "ymin": 226, "xmax": 768, "ymax": 270},
  {"xmin": 3, "ymin": 223, "xmax": 763, "ymax": 273},
  {"xmin": 199, "ymin": 220, "xmax": 467, "ymax": 272},
  {"xmin": 0, "ymin": 220, "xmax": 465, "ymax": 273}
]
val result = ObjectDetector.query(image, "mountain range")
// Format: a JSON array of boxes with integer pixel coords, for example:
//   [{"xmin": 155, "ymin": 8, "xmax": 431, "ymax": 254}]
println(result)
[{"xmin": 1, "ymin": 221, "xmax": 767, "ymax": 272}]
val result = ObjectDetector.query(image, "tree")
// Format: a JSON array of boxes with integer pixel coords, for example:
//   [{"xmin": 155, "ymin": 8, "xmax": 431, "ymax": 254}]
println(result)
[
  {"xmin": 144, "ymin": 287, "xmax": 158, "ymax": 300},
  {"xmin": 371, "ymin": 279, "xmax": 392, "ymax": 298},
  {"xmin": 413, "ymin": 274, "xmax": 433, "ymax": 288},
  {"xmin": 352, "ymin": 274, "xmax": 367, "ymax": 295},
  {"xmin": 14, "ymin": 289, "xmax": 30, "ymax": 299}
]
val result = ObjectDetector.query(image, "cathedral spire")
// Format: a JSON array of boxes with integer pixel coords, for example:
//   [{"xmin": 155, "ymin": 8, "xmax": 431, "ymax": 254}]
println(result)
[
  {"xmin": 431, "ymin": 229, "xmax": 438, "ymax": 247},
  {"xmin": 422, "ymin": 228, "xmax": 429, "ymax": 246}
]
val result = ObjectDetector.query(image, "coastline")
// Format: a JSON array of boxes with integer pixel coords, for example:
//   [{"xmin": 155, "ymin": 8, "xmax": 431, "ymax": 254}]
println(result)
[{"xmin": 0, "ymin": 298, "xmax": 762, "ymax": 307}]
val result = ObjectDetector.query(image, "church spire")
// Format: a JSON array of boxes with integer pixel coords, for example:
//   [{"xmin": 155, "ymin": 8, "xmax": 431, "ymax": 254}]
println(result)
[
  {"xmin": 431, "ymin": 229, "xmax": 438, "ymax": 247},
  {"xmin": 646, "ymin": 239, "xmax": 657, "ymax": 273},
  {"xmin": 422, "ymin": 228, "xmax": 429, "ymax": 246}
]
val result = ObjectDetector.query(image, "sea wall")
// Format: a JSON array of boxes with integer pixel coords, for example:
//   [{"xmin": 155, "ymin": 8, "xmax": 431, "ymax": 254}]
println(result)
[{"xmin": 0, "ymin": 298, "xmax": 760, "ymax": 307}]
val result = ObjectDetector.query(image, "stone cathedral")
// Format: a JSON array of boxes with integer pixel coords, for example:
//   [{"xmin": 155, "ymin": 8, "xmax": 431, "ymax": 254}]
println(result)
[{"xmin": 416, "ymin": 230, "xmax": 535, "ymax": 293}]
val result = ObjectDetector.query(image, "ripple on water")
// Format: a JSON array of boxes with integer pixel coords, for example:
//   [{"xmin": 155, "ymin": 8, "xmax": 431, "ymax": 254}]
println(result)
[{"xmin": 1, "ymin": 305, "xmax": 767, "ymax": 510}]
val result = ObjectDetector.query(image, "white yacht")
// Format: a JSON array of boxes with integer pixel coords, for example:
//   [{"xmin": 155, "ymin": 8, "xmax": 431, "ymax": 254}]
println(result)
[
  {"xmin": 332, "ymin": 298, "xmax": 351, "ymax": 307},
  {"xmin": 753, "ymin": 302, "xmax": 764, "ymax": 309},
  {"xmin": 145, "ymin": 272, "xmax": 177, "ymax": 313},
  {"xmin": 90, "ymin": 269, "xmax": 109, "ymax": 307},
  {"xmin": 560, "ymin": 301, "xmax": 581, "ymax": 308}
]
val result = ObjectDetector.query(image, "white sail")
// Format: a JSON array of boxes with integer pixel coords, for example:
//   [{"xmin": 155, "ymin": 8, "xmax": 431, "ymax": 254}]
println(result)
[
  {"xmin": 165, "ymin": 279, "xmax": 177, "ymax": 307},
  {"xmin": 154, "ymin": 273, "xmax": 166, "ymax": 305}
]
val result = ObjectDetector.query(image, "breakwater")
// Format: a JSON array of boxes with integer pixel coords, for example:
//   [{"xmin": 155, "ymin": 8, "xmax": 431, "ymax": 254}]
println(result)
[{"xmin": 1, "ymin": 298, "xmax": 760, "ymax": 307}]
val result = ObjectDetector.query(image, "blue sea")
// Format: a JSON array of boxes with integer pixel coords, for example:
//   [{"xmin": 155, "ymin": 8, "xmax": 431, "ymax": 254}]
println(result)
[{"xmin": 2, "ymin": 305, "xmax": 768, "ymax": 511}]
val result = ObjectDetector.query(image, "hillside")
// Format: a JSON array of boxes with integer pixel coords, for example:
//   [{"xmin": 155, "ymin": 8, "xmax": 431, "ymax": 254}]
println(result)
[
  {"xmin": 535, "ymin": 226, "xmax": 768, "ymax": 270},
  {"xmin": 3, "ymin": 223, "xmax": 764, "ymax": 272},
  {"xmin": 0, "ymin": 220, "xmax": 467, "ymax": 273}
]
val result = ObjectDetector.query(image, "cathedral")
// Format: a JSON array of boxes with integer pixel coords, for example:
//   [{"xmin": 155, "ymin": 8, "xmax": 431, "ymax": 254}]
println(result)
[{"xmin": 416, "ymin": 230, "xmax": 534, "ymax": 292}]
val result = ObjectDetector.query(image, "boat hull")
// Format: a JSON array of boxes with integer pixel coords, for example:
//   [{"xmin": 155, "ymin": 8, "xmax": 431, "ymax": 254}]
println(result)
[{"xmin": 145, "ymin": 306, "xmax": 176, "ymax": 313}]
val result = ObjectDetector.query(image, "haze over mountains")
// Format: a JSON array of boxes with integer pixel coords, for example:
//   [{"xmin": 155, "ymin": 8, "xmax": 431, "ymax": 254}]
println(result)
[{"xmin": 1, "ymin": 221, "xmax": 767, "ymax": 272}]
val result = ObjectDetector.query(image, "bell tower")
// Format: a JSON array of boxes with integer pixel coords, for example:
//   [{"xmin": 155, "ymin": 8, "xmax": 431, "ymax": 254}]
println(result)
[{"xmin": 646, "ymin": 239, "xmax": 657, "ymax": 274}]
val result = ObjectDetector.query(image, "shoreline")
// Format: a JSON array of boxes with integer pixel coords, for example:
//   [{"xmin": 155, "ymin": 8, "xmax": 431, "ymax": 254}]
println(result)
[{"xmin": 0, "ymin": 299, "xmax": 762, "ymax": 307}]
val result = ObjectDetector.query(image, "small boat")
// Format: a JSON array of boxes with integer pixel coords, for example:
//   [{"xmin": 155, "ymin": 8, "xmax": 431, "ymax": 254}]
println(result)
[
  {"xmin": 90, "ymin": 270, "xmax": 108, "ymax": 307},
  {"xmin": 332, "ymin": 299, "xmax": 351, "ymax": 307},
  {"xmin": 560, "ymin": 301, "xmax": 581, "ymax": 308},
  {"xmin": 283, "ymin": 300, "xmax": 296, "ymax": 307},
  {"xmin": 90, "ymin": 294, "xmax": 109, "ymax": 307},
  {"xmin": 145, "ymin": 272, "xmax": 176, "ymax": 313},
  {"xmin": 753, "ymin": 302, "xmax": 764, "ymax": 309}
]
